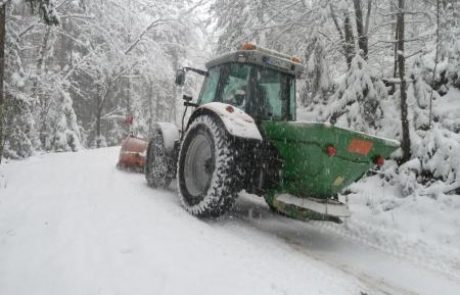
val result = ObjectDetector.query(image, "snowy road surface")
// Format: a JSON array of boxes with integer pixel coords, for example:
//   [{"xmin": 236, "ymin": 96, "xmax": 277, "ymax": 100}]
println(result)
[{"xmin": 1, "ymin": 147, "xmax": 459, "ymax": 295}]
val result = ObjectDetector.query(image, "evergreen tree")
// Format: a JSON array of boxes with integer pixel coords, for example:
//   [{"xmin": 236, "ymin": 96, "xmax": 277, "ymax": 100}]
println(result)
[
  {"xmin": 327, "ymin": 54, "xmax": 386, "ymax": 133},
  {"xmin": 300, "ymin": 30, "xmax": 333, "ymax": 106}
]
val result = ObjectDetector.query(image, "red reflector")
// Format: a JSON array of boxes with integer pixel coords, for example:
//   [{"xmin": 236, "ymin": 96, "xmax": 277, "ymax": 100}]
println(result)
[
  {"xmin": 225, "ymin": 105, "xmax": 234, "ymax": 113},
  {"xmin": 374, "ymin": 156, "xmax": 384, "ymax": 167},
  {"xmin": 326, "ymin": 145, "xmax": 337, "ymax": 157},
  {"xmin": 347, "ymin": 139, "xmax": 373, "ymax": 156}
]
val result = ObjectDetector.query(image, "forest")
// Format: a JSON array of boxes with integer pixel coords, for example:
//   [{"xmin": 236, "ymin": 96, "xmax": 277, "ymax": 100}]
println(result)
[{"xmin": 0, "ymin": 0, "xmax": 459, "ymax": 197}]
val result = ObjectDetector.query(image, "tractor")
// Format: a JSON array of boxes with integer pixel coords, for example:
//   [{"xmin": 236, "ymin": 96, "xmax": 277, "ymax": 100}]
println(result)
[{"xmin": 144, "ymin": 43, "xmax": 399, "ymax": 221}]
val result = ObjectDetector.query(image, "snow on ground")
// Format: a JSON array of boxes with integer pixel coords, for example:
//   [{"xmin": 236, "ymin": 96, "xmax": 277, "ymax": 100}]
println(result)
[
  {"xmin": 1, "ymin": 147, "xmax": 460, "ymax": 295},
  {"xmin": 346, "ymin": 173, "xmax": 460, "ymax": 279}
]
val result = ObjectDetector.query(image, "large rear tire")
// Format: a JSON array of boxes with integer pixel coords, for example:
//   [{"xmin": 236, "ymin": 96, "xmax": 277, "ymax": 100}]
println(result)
[
  {"xmin": 177, "ymin": 114, "xmax": 240, "ymax": 217},
  {"xmin": 145, "ymin": 129, "xmax": 173, "ymax": 188}
]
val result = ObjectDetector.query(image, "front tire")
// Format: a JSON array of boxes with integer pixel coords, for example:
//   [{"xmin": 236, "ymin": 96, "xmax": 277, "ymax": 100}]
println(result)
[
  {"xmin": 177, "ymin": 114, "xmax": 240, "ymax": 217},
  {"xmin": 145, "ymin": 129, "xmax": 173, "ymax": 188}
]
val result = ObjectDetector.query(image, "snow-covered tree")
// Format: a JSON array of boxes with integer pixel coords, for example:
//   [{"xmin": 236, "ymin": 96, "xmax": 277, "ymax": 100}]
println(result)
[
  {"xmin": 300, "ymin": 30, "xmax": 333, "ymax": 106},
  {"xmin": 1, "ymin": 0, "xmax": 206, "ymax": 156},
  {"xmin": 326, "ymin": 54, "xmax": 386, "ymax": 133},
  {"xmin": 408, "ymin": 56, "xmax": 438, "ymax": 131},
  {"xmin": 1, "ymin": 0, "xmax": 60, "ymax": 161}
]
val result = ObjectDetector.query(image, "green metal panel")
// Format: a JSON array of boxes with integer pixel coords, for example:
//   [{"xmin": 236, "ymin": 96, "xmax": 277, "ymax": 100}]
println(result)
[{"xmin": 262, "ymin": 121, "xmax": 399, "ymax": 199}]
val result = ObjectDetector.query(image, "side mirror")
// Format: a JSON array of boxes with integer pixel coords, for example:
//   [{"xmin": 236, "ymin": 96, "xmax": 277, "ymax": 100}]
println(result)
[
  {"xmin": 175, "ymin": 68, "xmax": 186, "ymax": 86},
  {"xmin": 182, "ymin": 94, "xmax": 193, "ymax": 102}
]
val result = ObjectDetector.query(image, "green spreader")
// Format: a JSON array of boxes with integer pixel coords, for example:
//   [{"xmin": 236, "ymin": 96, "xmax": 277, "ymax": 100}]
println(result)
[
  {"xmin": 263, "ymin": 121, "xmax": 399, "ymax": 197},
  {"xmin": 262, "ymin": 121, "xmax": 399, "ymax": 220}
]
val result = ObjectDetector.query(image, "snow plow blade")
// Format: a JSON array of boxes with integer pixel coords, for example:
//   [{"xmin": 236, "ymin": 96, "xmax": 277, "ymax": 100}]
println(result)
[{"xmin": 117, "ymin": 136, "xmax": 148, "ymax": 171}]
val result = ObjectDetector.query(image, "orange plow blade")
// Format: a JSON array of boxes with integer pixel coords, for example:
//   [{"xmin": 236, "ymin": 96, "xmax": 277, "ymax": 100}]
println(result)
[{"xmin": 117, "ymin": 136, "xmax": 148, "ymax": 171}]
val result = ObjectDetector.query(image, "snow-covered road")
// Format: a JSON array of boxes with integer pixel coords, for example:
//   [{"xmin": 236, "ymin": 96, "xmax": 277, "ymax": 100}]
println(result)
[{"xmin": 1, "ymin": 147, "xmax": 459, "ymax": 295}]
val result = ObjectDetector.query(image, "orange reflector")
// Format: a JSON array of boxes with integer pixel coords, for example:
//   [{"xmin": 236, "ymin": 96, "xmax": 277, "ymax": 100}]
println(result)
[
  {"xmin": 347, "ymin": 139, "xmax": 373, "ymax": 156},
  {"xmin": 291, "ymin": 56, "xmax": 301, "ymax": 63},
  {"xmin": 241, "ymin": 42, "xmax": 257, "ymax": 50}
]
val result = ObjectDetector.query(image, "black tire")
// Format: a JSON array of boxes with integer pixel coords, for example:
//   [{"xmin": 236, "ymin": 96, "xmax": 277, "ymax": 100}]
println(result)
[
  {"xmin": 145, "ymin": 129, "xmax": 173, "ymax": 188},
  {"xmin": 177, "ymin": 114, "xmax": 240, "ymax": 217}
]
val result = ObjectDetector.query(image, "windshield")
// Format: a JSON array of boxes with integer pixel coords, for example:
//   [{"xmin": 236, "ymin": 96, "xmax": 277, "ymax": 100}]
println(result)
[{"xmin": 198, "ymin": 63, "xmax": 296, "ymax": 121}]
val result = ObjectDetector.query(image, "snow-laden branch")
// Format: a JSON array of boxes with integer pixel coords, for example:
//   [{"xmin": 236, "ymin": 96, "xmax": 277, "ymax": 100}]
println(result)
[
  {"xmin": 124, "ymin": 0, "xmax": 206, "ymax": 55},
  {"xmin": 375, "ymin": 36, "xmax": 431, "ymax": 44},
  {"xmin": 59, "ymin": 14, "xmax": 94, "ymax": 20},
  {"xmin": 110, "ymin": 61, "xmax": 139, "ymax": 84},
  {"xmin": 124, "ymin": 18, "xmax": 176, "ymax": 55},
  {"xmin": 61, "ymin": 44, "xmax": 106, "ymax": 81},
  {"xmin": 17, "ymin": 0, "xmax": 71, "ymax": 38}
]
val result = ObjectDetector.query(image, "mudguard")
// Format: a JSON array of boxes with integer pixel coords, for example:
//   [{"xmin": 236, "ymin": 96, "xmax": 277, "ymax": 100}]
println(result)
[
  {"xmin": 153, "ymin": 122, "xmax": 180, "ymax": 152},
  {"xmin": 191, "ymin": 102, "xmax": 263, "ymax": 141}
]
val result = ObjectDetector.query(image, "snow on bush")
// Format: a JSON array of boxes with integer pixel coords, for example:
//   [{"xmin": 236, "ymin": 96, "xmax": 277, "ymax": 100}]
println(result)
[
  {"xmin": 393, "ymin": 57, "xmax": 460, "ymax": 197},
  {"xmin": 46, "ymin": 90, "xmax": 81, "ymax": 152},
  {"xmin": 3, "ymin": 92, "xmax": 39, "ymax": 159},
  {"xmin": 408, "ymin": 56, "xmax": 437, "ymax": 130},
  {"xmin": 396, "ymin": 125, "xmax": 460, "ymax": 197}
]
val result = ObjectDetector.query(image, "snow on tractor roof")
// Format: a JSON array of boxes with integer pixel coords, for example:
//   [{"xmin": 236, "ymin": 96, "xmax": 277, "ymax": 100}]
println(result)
[{"xmin": 205, "ymin": 43, "xmax": 305, "ymax": 78}]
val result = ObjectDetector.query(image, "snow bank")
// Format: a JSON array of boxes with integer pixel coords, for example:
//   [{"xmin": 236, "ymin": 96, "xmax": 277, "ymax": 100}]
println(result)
[{"xmin": 345, "ymin": 174, "xmax": 460, "ymax": 279}]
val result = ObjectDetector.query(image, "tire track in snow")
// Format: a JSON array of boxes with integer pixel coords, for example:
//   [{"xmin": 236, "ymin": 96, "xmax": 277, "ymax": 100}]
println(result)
[
  {"xmin": 307, "ymin": 219, "xmax": 460, "ymax": 283},
  {"xmin": 234, "ymin": 210, "xmax": 414, "ymax": 294},
  {"xmin": 230, "ymin": 195, "xmax": 460, "ymax": 295},
  {"xmin": 281, "ymin": 236, "xmax": 417, "ymax": 295}
]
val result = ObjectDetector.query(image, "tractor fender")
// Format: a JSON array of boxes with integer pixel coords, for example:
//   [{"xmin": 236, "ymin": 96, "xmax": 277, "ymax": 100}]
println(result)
[
  {"xmin": 190, "ymin": 102, "xmax": 262, "ymax": 141},
  {"xmin": 152, "ymin": 122, "xmax": 180, "ymax": 153}
]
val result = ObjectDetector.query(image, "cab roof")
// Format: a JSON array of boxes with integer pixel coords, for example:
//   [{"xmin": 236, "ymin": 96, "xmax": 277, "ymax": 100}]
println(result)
[{"xmin": 205, "ymin": 46, "xmax": 305, "ymax": 78}]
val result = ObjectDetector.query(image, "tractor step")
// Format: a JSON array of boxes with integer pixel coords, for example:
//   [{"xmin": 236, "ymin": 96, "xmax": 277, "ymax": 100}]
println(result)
[{"xmin": 274, "ymin": 193, "xmax": 351, "ymax": 218}]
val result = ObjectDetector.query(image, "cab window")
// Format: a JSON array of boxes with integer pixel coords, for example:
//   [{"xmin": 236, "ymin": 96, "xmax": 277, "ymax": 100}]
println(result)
[
  {"xmin": 246, "ymin": 66, "xmax": 295, "ymax": 121},
  {"xmin": 197, "ymin": 67, "xmax": 220, "ymax": 104},
  {"xmin": 204, "ymin": 63, "xmax": 296, "ymax": 121},
  {"xmin": 219, "ymin": 63, "xmax": 251, "ymax": 108}
]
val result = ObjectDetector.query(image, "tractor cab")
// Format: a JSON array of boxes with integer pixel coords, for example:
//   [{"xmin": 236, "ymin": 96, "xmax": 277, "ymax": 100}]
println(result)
[{"xmin": 177, "ymin": 43, "xmax": 304, "ymax": 122}]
